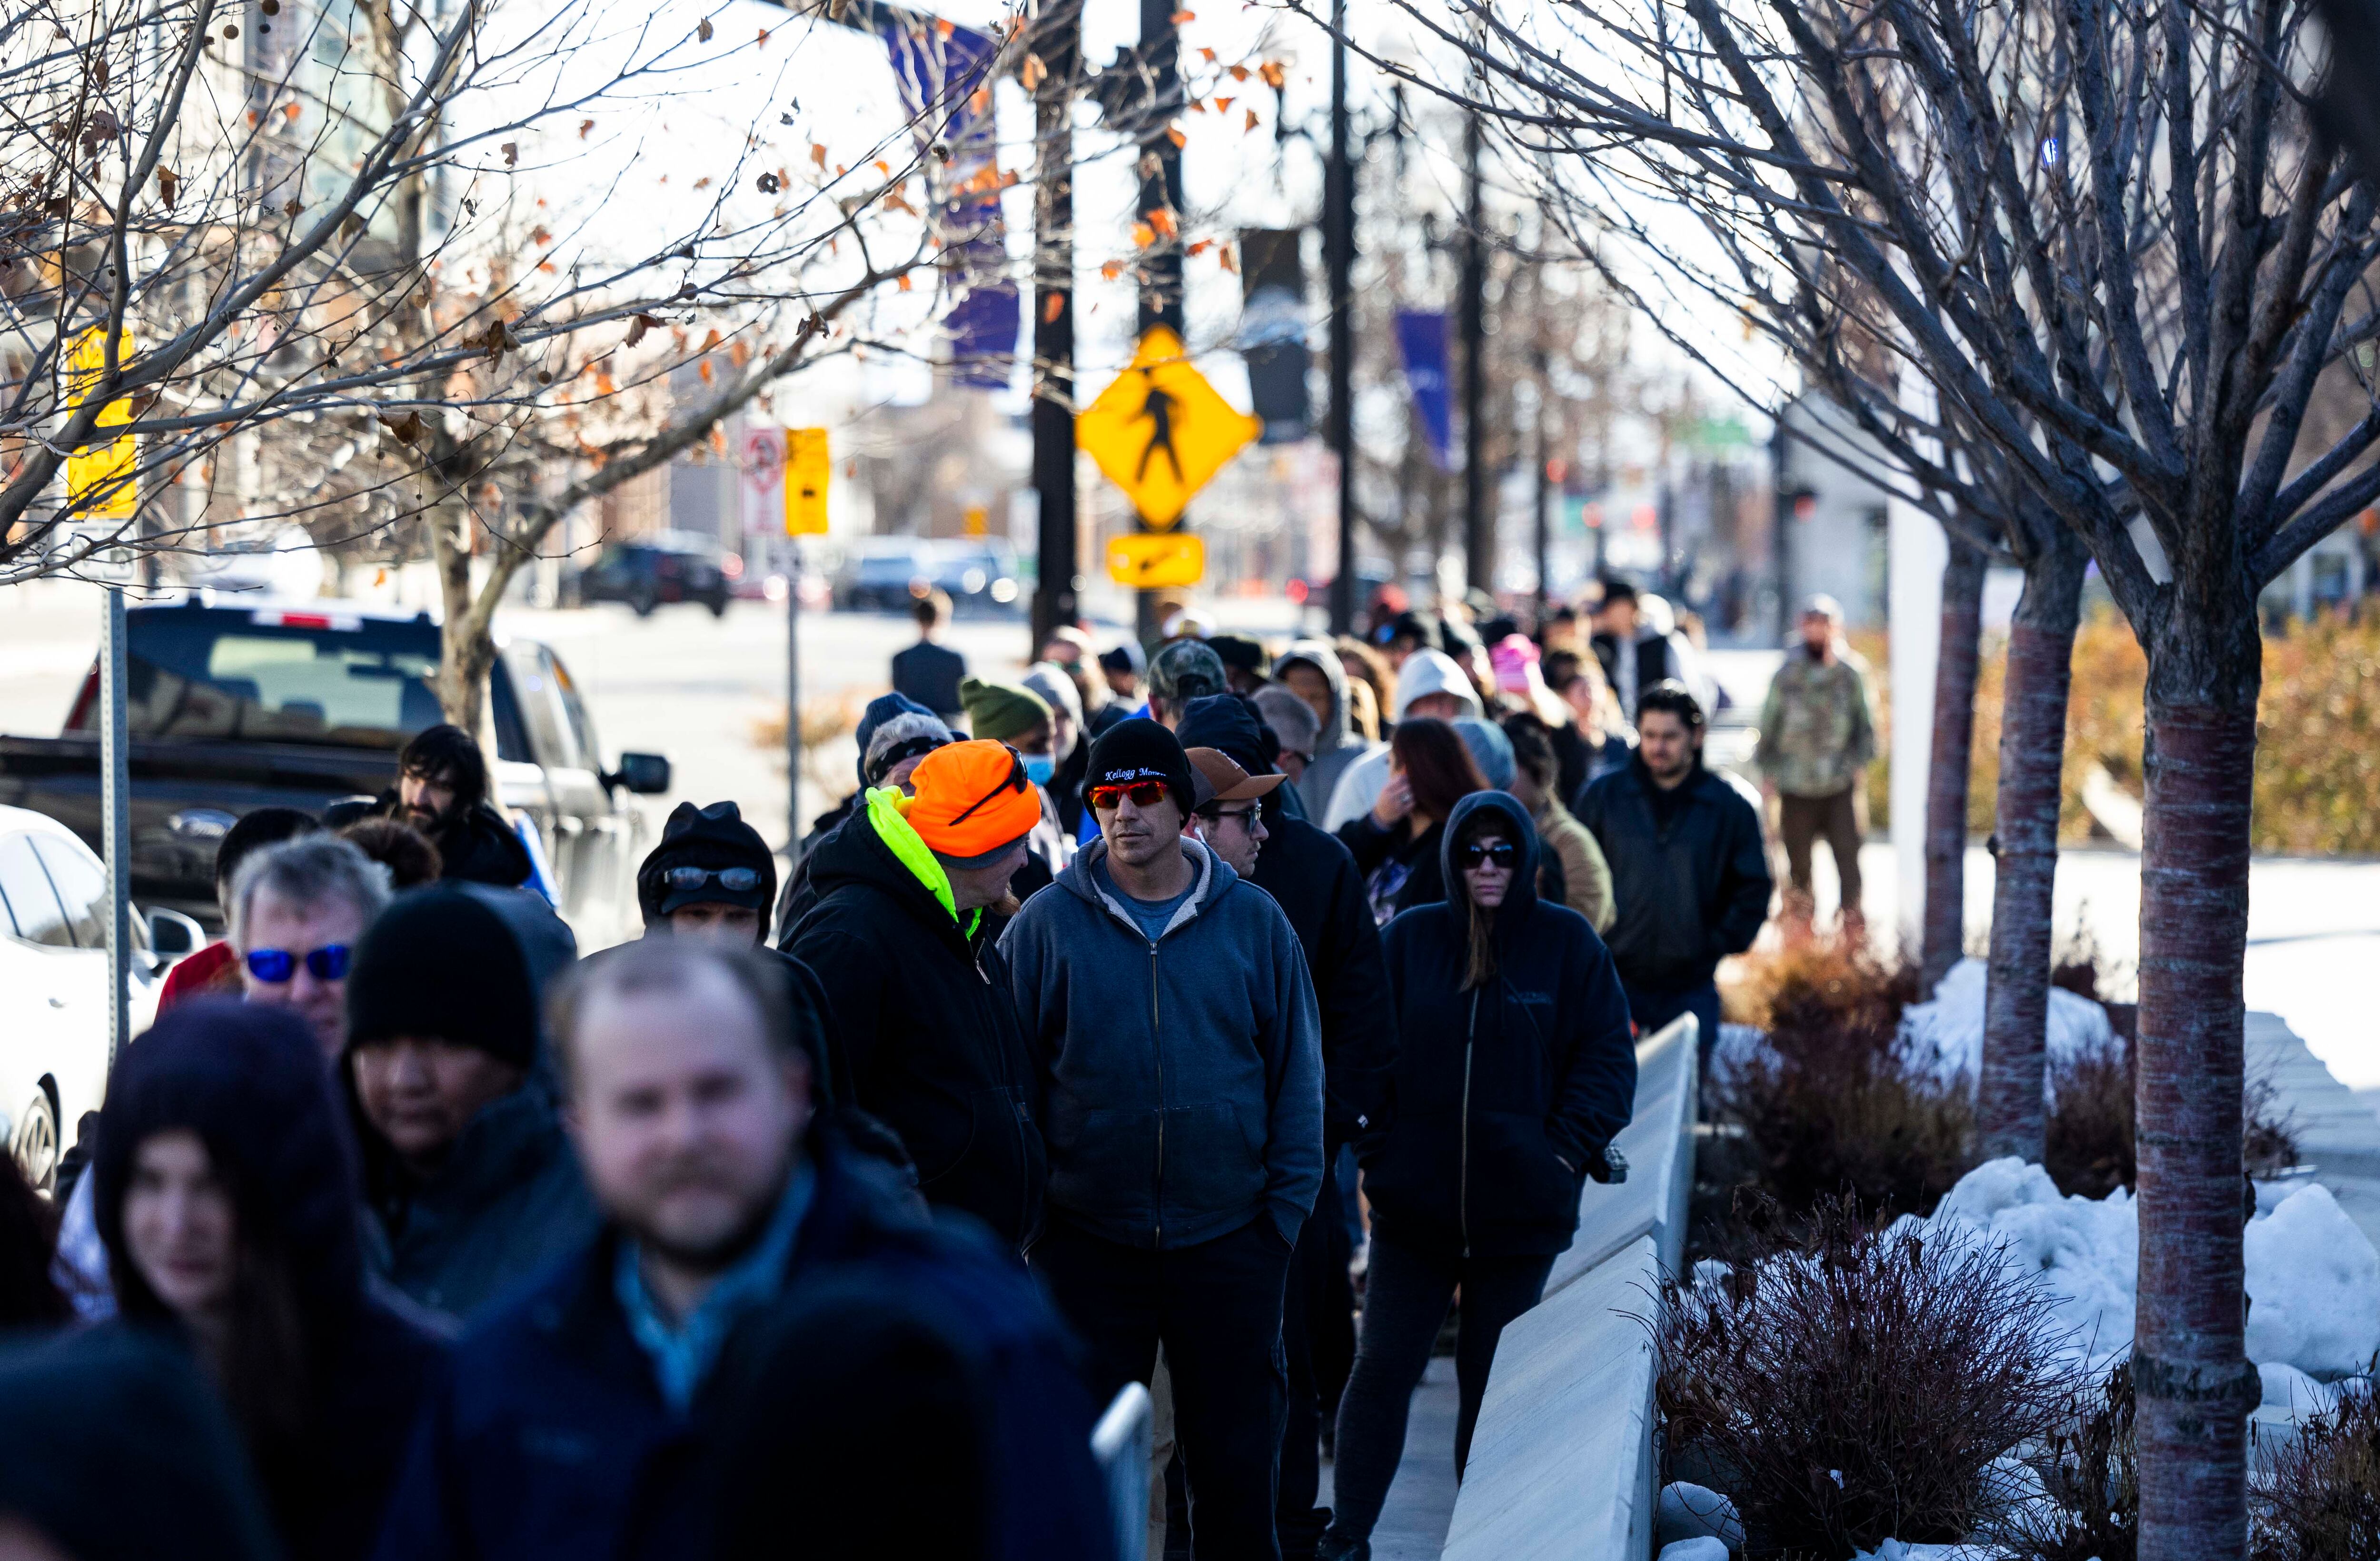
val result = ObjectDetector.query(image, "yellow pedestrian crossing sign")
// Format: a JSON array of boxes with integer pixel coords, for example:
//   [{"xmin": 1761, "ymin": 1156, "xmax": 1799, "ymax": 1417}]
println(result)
[
  {"xmin": 785, "ymin": 427, "xmax": 829, "ymax": 536},
  {"xmin": 1077, "ymin": 326, "xmax": 1259, "ymax": 530},
  {"xmin": 1107, "ymin": 532, "xmax": 1205, "ymax": 589}
]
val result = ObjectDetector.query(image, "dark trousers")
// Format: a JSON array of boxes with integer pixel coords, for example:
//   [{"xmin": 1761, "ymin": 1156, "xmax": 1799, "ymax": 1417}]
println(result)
[
  {"xmin": 1779, "ymin": 785, "xmax": 1862, "ymax": 912},
  {"xmin": 1323, "ymin": 1238, "xmax": 1555, "ymax": 1543},
  {"xmin": 1032, "ymin": 1215, "xmax": 1293, "ymax": 1561},
  {"xmin": 1277, "ymin": 1159, "xmax": 1354, "ymax": 1558}
]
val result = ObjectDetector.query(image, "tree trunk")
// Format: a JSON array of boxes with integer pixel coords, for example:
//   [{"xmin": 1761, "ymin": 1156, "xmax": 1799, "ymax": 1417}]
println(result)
[
  {"xmin": 1973, "ymin": 529, "xmax": 2086, "ymax": 1161},
  {"xmin": 1921, "ymin": 533, "xmax": 1986, "ymax": 990},
  {"xmin": 2133, "ymin": 628, "xmax": 2261, "ymax": 1557},
  {"xmin": 429, "ymin": 501, "xmax": 488, "ymax": 734}
]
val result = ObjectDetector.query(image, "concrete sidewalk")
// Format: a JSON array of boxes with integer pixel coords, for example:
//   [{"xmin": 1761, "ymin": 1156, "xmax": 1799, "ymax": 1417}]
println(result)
[{"xmin": 1315, "ymin": 1358, "xmax": 1460, "ymax": 1561}]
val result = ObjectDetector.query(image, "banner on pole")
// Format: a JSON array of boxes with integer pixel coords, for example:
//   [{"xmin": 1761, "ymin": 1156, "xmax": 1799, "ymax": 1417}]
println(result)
[
  {"xmin": 1394, "ymin": 311, "xmax": 1453, "ymax": 471},
  {"xmin": 875, "ymin": 13, "xmax": 1018, "ymax": 390}
]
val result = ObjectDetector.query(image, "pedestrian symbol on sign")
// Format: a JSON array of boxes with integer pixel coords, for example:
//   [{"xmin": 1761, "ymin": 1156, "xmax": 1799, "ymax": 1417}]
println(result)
[{"xmin": 1131, "ymin": 383, "xmax": 1184, "ymax": 486}]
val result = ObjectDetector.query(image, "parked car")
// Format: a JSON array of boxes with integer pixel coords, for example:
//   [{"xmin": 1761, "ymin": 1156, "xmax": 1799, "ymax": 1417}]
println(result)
[
  {"xmin": 573, "ymin": 533, "xmax": 731, "ymax": 616},
  {"xmin": 930, "ymin": 541, "xmax": 1023, "ymax": 614},
  {"xmin": 0, "ymin": 596, "xmax": 672, "ymax": 947},
  {"xmin": 834, "ymin": 540, "xmax": 937, "ymax": 612},
  {"xmin": 0, "ymin": 805, "xmax": 185, "ymax": 1191}
]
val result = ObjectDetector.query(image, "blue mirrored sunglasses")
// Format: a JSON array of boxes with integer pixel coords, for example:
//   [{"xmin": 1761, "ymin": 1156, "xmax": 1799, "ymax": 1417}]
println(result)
[{"xmin": 244, "ymin": 945, "xmax": 353, "ymax": 984}]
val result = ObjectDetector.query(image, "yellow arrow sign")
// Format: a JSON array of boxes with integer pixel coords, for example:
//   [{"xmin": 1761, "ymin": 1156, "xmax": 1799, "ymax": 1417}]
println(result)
[
  {"xmin": 1076, "ymin": 326, "xmax": 1259, "ymax": 530},
  {"xmin": 1107, "ymin": 532, "xmax": 1205, "ymax": 589}
]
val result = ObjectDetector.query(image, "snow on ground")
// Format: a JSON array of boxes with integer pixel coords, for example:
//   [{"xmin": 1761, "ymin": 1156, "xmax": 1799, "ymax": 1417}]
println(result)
[
  {"xmin": 1899, "ymin": 1158, "xmax": 2380, "ymax": 1381},
  {"xmin": 1899, "ymin": 959, "xmax": 2117, "ymax": 1091}
]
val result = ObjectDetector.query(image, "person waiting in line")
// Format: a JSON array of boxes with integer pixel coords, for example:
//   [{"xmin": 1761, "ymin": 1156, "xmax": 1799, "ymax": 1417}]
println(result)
[
  {"xmin": 337, "ymin": 818, "xmax": 443, "ymax": 892},
  {"xmin": 1318, "ymin": 794, "xmax": 1636, "ymax": 1561},
  {"xmin": 343, "ymin": 887, "xmax": 595, "ymax": 1325},
  {"xmin": 1541, "ymin": 648, "xmax": 1634, "ymax": 802},
  {"xmin": 1093, "ymin": 641, "xmax": 1145, "ymax": 734},
  {"xmin": 373, "ymin": 939, "xmax": 1111, "ymax": 1561},
  {"xmin": 1207, "ymin": 634, "xmax": 1271, "ymax": 697},
  {"xmin": 1500, "ymin": 714, "xmax": 1616, "ymax": 934},
  {"xmin": 892, "ymin": 589, "xmax": 969, "ymax": 728},
  {"xmin": 960, "ymin": 677, "xmax": 1074, "ymax": 902},
  {"xmin": 92, "ymin": 1001, "xmax": 446, "ymax": 1561},
  {"xmin": 1021, "ymin": 660, "xmax": 1092, "ymax": 837},
  {"xmin": 1576, "ymin": 681, "xmax": 1772, "ymax": 1065},
  {"xmin": 1269, "ymin": 642, "xmax": 1375, "ymax": 822},
  {"xmin": 1321, "ymin": 648, "xmax": 1481, "ymax": 831},
  {"xmin": 1145, "ymin": 638, "xmax": 1229, "ymax": 731},
  {"xmin": 1335, "ymin": 718, "xmax": 1488, "ymax": 925},
  {"xmin": 785, "ymin": 741, "xmax": 1050, "ymax": 1253},
  {"xmin": 1251, "ymin": 684, "xmax": 1321, "ymax": 796},
  {"xmin": 388, "ymin": 725, "xmax": 532, "ymax": 889},
  {"xmin": 774, "ymin": 694, "xmax": 954, "ymax": 935},
  {"xmin": 158, "ymin": 806, "xmax": 322, "ymax": 1013},
  {"xmin": 1001, "ymin": 719, "xmax": 1323, "ymax": 1561}
]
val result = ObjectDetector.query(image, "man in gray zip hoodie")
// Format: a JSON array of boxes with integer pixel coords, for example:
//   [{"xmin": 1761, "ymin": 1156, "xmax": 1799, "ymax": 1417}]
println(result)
[{"xmin": 1001, "ymin": 717, "xmax": 1324, "ymax": 1561}]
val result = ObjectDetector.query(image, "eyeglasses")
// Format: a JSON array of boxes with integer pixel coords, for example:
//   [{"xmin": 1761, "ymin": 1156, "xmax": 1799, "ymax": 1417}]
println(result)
[
  {"xmin": 947, "ymin": 745, "xmax": 1029, "ymax": 827},
  {"xmin": 1202, "ymin": 805, "xmax": 1261, "ymax": 831},
  {"xmin": 1088, "ymin": 779, "xmax": 1170, "ymax": 811},
  {"xmin": 244, "ymin": 945, "xmax": 353, "ymax": 983},
  {"xmin": 1456, "ymin": 841, "xmax": 1520, "ymax": 869},
  {"xmin": 662, "ymin": 865, "xmax": 763, "ymax": 893}
]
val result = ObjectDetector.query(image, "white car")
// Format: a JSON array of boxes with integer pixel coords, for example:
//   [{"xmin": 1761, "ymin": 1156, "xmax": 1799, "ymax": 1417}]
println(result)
[{"xmin": 0, "ymin": 806, "xmax": 192, "ymax": 1191}]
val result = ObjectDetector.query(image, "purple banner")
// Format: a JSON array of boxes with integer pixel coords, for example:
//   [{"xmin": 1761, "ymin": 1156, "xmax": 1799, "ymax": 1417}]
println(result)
[
  {"xmin": 876, "ymin": 14, "xmax": 1018, "ymax": 389},
  {"xmin": 1395, "ymin": 310, "xmax": 1453, "ymax": 470}
]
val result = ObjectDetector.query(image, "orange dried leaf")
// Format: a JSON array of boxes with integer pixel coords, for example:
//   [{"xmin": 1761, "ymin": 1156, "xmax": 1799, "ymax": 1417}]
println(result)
[
  {"xmin": 579, "ymin": 118, "xmax": 595, "ymax": 139},
  {"xmin": 1147, "ymin": 207, "xmax": 1179, "ymax": 238},
  {"xmin": 811, "ymin": 143, "xmax": 828, "ymax": 168},
  {"xmin": 1228, "ymin": 63, "xmax": 1248, "ymax": 80},
  {"xmin": 1213, "ymin": 96, "xmax": 1233, "ymax": 111},
  {"xmin": 757, "ymin": 27, "xmax": 768, "ymax": 44},
  {"xmin": 1021, "ymin": 52, "xmax": 1047, "ymax": 89},
  {"xmin": 284, "ymin": 102, "xmax": 301, "ymax": 121},
  {"xmin": 1258, "ymin": 60, "xmax": 1285, "ymax": 88},
  {"xmin": 1130, "ymin": 221, "xmax": 1155, "ymax": 247},
  {"xmin": 1043, "ymin": 291, "xmax": 1066, "ymax": 322},
  {"xmin": 1187, "ymin": 238, "xmax": 1211, "ymax": 255},
  {"xmin": 595, "ymin": 372, "xmax": 616, "ymax": 395},
  {"xmin": 1166, "ymin": 125, "xmax": 1187, "ymax": 148},
  {"xmin": 695, "ymin": 16, "xmax": 713, "ymax": 40},
  {"xmin": 700, "ymin": 328, "xmax": 723, "ymax": 351},
  {"xmin": 730, "ymin": 340, "xmax": 752, "ymax": 366},
  {"xmin": 698, "ymin": 359, "xmax": 714, "ymax": 383},
  {"xmin": 1100, "ymin": 259, "xmax": 1125, "ymax": 281},
  {"xmin": 897, "ymin": 273, "xmax": 913, "ymax": 292},
  {"xmin": 970, "ymin": 85, "xmax": 992, "ymax": 114},
  {"xmin": 1170, "ymin": 9, "xmax": 1194, "ymax": 21},
  {"xmin": 1244, "ymin": 108, "xmax": 1260, "ymax": 131},
  {"xmin": 874, "ymin": 158, "xmax": 891, "ymax": 176},
  {"xmin": 1219, "ymin": 246, "xmax": 1236, "ymax": 273},
  {"xmin": 531, "ymin": 224, "xmax": 552, "ymax": 244},
  {"xmin": 935, "ymin": 17, "xmax": 953, "ymax": 36},
  {"xmin": 1198, "ymin": 45, "xmax": 1216, "ymax": 61}
]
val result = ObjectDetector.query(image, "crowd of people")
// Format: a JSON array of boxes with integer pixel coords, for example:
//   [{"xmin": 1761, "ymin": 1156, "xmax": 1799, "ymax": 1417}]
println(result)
[{"xmin": 0, "ymin": 575, "xmax": 1883, "ymax": 1561}]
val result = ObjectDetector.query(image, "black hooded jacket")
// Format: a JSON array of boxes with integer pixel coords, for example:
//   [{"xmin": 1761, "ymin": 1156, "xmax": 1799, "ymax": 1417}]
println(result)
[
  {"xmin": 93, "ymin": 1000, "xmax": 446, "ymax": 1561},
  {"xmin": 1359, "ymin": 793, "xmax": 1637, "ymax": 1261},
  {"xmin": 1573, "ymin": 757, "xmax": 1772, "ymax": 992},
  {"xmin": 784, "ymin": 804, "xmax": 1047, "ymax": 1249},
  {"xmin": 429, "ymin": 801, "xmax": 533, "ymax": 889}
]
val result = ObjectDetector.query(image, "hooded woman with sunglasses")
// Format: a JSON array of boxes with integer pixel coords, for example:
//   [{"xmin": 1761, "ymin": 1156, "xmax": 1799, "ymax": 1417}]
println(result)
[
  {"xmin": 93, "ymin": 999, "xmax": 445, "ymax": 1561},
  {"xmin": 1318, "ymin": 792, "xmax": 1636, "ymax": 1561}
]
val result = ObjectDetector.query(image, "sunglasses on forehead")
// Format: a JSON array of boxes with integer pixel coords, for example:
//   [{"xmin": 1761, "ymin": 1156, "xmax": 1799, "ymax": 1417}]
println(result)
[
  {"xmin": 1088, "ymin": 779, "xmax": 1171, "ymax": 811},
  {"xmin": 947, "ymin": 745, "xmax": 1029, "ymax": 827},
  {"xmin": 1455, "ymin": 840, "xmax": 1519, "ymax": 869}
]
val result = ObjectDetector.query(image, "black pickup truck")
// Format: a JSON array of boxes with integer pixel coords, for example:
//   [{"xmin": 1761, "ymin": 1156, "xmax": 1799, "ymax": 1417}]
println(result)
[{"xmin": 0, "ymin": 596, "xmax": 671, "ymax": 942}]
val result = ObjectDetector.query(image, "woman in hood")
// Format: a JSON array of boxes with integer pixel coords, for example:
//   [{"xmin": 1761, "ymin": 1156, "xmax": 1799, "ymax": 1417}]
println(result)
[
  {"xmin": 1319, "ymin": 793, "xmax": 1636, "ymax": 1561},
  {"xmin": 92, "ymin": 999, "xmax": 445, "ymax": 1561},
  {"xmin": 1334, "ymin": 718, "xmax": 1486, "ymax": 926}
]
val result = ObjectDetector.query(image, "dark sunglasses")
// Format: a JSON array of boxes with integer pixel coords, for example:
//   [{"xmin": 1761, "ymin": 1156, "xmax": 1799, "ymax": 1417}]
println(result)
[
  {"xmin": 1456, "ymin": 840, "xmax": 1520, "ymax": 869},
  {"xmin": 662, "ymin": 865, "xmax": 763, "ymax": 893},
  {"xmin": 244, "ymin": 945, "xmax": 353, "ymax": 983},
  {"xmin": 947, "ymin": 745, "xmax": 1029, "ymax": 827},
  {"xmin": 1088, "ymin": 779, "xmax": 1170, "ymax": 811}
]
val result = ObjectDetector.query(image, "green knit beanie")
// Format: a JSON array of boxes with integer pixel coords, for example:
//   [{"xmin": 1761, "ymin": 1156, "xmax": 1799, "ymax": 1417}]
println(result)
[{"xmin": 959, "ymin": 677, "xmax": 1051, "ymax": 743}]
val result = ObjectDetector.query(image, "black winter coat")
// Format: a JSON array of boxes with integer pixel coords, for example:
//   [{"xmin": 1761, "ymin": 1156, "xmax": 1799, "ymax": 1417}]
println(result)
[
  {"xmin": 1250, "ymin": 793, "xmax": 1397, "ymax": 1150},
  {"xmin": 1335, "ymin": 814, "xmax": 1450, "ymax": 925},
  {"xmin": 1359, "ymin": 793, "xmax": 1637, "ymax": 1261},
  {"xmin": 371, "ymin": 1131, "xmax": 1114, "ymax": 1561},
  {"xmin": 786, "ymin": 804, "xmax": 1047, "ymax": 1248},
  {"xmin": 430, "ymin": 803, "xmax": 533, "ymax": 889},
  {"xmin": 1573, "ymin": 758, "xmax": 1772, "ymax": 993}
]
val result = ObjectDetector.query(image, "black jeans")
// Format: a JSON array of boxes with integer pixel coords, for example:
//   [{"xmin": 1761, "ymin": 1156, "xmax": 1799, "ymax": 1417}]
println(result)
[
  {"xmin": 1032, "ymin": 1215, "xmax": 1294, "ymax": 1561},
  {"xmin": 1323, "ymin": 1238, "xmax": 1556, "ymax": 1543},
  {"xmin": 1276, "ymin": 1158, "xmax": 1354, "ymax": 1558}
]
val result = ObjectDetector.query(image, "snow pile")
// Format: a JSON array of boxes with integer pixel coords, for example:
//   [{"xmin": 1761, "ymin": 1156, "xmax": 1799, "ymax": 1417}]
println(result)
[
  {"xmin": 1897, "ymin": 958, "xmax": 2116, "ymax": 1093},
  {"xmin": 1900, "ymin": 1158, "xmax": 2380, "ymax": 1380}
]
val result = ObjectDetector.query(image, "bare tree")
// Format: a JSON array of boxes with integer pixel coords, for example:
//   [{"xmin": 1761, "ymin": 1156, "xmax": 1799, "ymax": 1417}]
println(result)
[{"xmin": 1349, "ymin": 0, "xmax": 2380, "ymax": 1549}]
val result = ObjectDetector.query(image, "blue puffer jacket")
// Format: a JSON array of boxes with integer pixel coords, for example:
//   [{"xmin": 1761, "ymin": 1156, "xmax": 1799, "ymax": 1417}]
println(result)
[
  {"xmin": 370, "ymin": 1131, "xmax": 1112, "ymax": 1561},
  {"xmin": 1360, "ymin": 792, "xmax": 1638, "ymax": 1260},
  {"xmin": 998, "ymin": 837, "xmax": 1324, "ymax": 1250}
]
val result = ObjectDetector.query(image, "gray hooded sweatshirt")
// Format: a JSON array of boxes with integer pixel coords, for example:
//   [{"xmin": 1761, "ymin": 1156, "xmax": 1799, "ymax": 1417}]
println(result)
[
  {"xmin": 1271, "ymin": 639, "xmax": 1377, "ymax": 821},
  {"xmin": 997, "ymin": 835, "xmax": 1324, "ymax": 1250}
]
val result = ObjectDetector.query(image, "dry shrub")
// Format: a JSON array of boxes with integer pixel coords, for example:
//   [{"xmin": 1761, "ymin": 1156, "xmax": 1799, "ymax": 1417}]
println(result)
[
  {"xmin": 2043, "ymin": 1034, "xmax": 2299, "ymax": 1200},
  {"xmin": 1655, "ymin": 1194, "xmax": 2082, "ymax": 1559},
  {"xmin": 1996, "ymin": 1362, "xmax": 2139, "ymax": 1561},
  {"xmin": 2252, "ymin": 1386, "xmax": 2380, "ymax": 1561},
  {"xmin": 1716, "ymin": 940, "xmax": 1969, "ymax": 1221}
]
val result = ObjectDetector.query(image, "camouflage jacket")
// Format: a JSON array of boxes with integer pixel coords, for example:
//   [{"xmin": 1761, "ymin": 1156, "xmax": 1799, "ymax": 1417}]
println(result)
[{"xmin": 1755, "ymin": 647, "xmax": 1878, "ymax": 797}]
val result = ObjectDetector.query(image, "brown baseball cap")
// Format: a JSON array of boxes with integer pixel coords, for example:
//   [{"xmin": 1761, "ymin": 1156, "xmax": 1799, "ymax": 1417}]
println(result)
[{"xmin": 1185, "ymin": 747, "xmax": 1286, "ymax": 811}]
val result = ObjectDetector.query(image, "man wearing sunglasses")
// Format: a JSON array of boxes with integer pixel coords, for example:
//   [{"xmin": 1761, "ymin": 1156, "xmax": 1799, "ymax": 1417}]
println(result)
[
  {"xmin": 636, "ymin": 800, "xmax": 781, "ymax": 947},
  {"xmin": 1000, "ymin": 717, "xmax": 1323, "ymax": 1559},
  {"xmin": 231, "ymin": 834, "xmax": 393, "ymax": 1060},
  {"xmin": 786, "ymin": 740, "xmax": 1050, "ymax": 1252}
]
